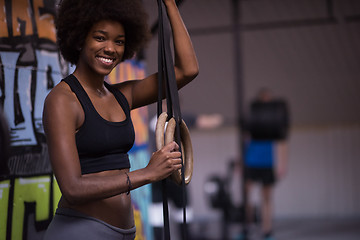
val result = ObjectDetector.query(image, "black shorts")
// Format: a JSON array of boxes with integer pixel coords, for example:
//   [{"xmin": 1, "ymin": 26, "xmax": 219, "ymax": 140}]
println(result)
[{"xmin": 244, "ymin": 167, "xmax": 276, "ymax": 186}]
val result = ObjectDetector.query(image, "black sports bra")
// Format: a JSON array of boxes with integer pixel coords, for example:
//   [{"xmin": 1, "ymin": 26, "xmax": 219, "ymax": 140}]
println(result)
[{"xmin": 62, "ymin": 74, "xmax": 135, "ymax": 174}]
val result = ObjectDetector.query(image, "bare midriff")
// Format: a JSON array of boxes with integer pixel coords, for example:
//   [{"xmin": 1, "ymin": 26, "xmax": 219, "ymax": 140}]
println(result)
[{"xmin": 58, "ymin": 169, "xmax": 134, "ymax": 229}]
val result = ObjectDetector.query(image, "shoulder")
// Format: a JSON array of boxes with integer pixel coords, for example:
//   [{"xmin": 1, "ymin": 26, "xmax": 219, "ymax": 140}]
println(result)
[
  {"xmin": 43, "ymin": 80, "xmax": 82, "ymax": 127},
  {"xmin": 45, "ymin": 81, "xmax": 78, "ymax": 109}
]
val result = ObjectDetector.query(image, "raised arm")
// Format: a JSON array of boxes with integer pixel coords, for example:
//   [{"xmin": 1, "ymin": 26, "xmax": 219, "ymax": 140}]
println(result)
[
  {"xmin": 120, "ymin": 0, "xmax": 199, "ymax": 110},
  {"xmin": 164, "ymin": 0, "xmax": 199, "ymax": 86}
]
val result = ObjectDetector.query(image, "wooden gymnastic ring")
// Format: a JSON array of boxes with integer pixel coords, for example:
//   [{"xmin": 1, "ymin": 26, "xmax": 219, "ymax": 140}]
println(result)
[
  {"xmin": 155, "ymin": 113, "xmax": 194, "ymax": 185},
  {"xmin": 164, "ymin": 118, "xmax": 193, "ymax": 185}
]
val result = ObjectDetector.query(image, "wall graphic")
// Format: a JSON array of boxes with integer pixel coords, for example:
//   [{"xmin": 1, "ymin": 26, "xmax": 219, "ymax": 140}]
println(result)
[
  {"xmin": 0, "ymin": 1, "xmax": 152, "ymax": 239},
  {"xmin": 0, "ymin": 0, "xmax": 63, "ymax": 239}
]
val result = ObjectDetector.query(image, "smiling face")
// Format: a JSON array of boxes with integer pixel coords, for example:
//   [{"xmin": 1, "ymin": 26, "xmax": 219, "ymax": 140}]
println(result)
[{"xmin": 77, "ymin": 20, "xmax": 126, "ymax": 77}]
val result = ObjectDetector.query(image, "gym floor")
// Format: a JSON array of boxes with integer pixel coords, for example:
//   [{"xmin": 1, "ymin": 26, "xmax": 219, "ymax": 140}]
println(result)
[
  {"xmin": 271, "ymin": 218, "xmax": 360, "ymax": 240},
  {"xmin": 189, "ymin": 217, "xmax": 360, "ymax": 240}
]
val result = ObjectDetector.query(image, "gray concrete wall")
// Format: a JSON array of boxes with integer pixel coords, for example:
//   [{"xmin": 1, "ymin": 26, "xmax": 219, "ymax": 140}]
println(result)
[{"xmin": 143, "ymin": 0, "xmax": 360, "ymax": 220}]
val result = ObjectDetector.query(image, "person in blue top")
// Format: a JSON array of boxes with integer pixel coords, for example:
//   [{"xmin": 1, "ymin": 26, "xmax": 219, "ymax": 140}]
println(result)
[
  {"xmin": 42, "ymin": 0, "xmax": 198, "ymax": 239},
  {"xmin": 242, "ymin": 88, "xmax": 289, "ymax": 240}
]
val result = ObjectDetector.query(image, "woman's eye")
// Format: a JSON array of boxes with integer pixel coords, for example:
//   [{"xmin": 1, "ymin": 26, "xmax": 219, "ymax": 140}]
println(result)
[
  {"xmin": 94, "ymin": 36, "xmax": 105, "ymax": 41},
  {"xmin": 116, "ymin": 40, "xmax": 125, "ymax": 45}
]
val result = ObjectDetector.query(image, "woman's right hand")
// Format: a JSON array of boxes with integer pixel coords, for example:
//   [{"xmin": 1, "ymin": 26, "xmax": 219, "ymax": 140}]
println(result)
[{"xmin": 146, "ymin": 141, "xmax": 182, "ymax": 182}]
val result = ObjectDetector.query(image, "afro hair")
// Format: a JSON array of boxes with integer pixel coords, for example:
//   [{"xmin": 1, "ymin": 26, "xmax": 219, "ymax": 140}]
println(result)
[{"xmin": 56, "ymin": 0, "xmax": 150, "ymax": 65}]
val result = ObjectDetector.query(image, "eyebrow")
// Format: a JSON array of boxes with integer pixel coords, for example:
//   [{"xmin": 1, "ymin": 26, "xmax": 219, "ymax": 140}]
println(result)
[{"xmin": 94, "ymin": 30, "xmax": 125, "ymax": 38}]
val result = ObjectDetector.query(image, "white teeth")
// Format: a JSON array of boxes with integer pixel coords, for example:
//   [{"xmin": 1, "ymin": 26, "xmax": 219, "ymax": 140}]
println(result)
[{"xmin": 98, "ymin": 57, "xmax": 114, "ymax": 63}]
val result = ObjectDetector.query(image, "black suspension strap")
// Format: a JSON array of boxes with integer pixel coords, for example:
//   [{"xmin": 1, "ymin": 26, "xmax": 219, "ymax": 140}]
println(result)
[{"xmin": 157, "ymin": 1, "xmax": 188, "ymax": 240}]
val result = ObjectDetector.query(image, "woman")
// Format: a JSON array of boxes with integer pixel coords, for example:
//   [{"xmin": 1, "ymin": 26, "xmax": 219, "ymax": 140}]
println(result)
[{"xmin": 43, "ymin": 0, "xmax": 198, "ymax": 239}]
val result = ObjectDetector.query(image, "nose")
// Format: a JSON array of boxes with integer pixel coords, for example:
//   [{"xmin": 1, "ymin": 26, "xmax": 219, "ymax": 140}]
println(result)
[{"xmin": 104, "ymin": 41, "xmax": 115, "ymax": 54}]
